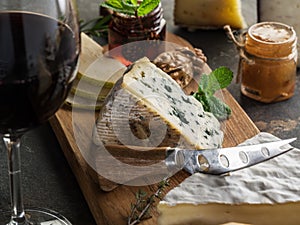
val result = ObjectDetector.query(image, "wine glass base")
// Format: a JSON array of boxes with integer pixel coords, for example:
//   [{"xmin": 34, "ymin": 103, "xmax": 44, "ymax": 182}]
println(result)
[{"xmin": 1, "ymin": 208, "xmax": 72, "ymax": 225}]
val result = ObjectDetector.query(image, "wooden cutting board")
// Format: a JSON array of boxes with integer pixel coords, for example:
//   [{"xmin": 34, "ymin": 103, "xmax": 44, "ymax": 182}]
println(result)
[{"xmin": 49, "ymin": 33, "xmax": 260, "ymax": 225}]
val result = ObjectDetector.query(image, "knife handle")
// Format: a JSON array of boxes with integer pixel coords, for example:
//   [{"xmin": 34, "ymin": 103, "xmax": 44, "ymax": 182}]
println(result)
[{"xmin": 104, "ymin": 144, "xmax": 167, "ymax": 161}]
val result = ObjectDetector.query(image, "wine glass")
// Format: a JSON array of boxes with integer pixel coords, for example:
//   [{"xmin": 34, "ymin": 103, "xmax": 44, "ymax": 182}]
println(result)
[{"xmin": 0, "ymin": 0, "xmax": 80, "ymax": 224}]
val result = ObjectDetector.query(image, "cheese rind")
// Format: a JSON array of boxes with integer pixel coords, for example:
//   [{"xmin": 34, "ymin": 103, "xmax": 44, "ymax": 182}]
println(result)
[
  {"xmin": 174, "ymin": 0, "xmax": 247, "ymax": 29},
  {"xmin": 158, "ymin": 132, "xmax": 300, "ymax": 225},
  {"xmin": 158, "ymin": 203, "xmax": 300, "ymax": 225}
]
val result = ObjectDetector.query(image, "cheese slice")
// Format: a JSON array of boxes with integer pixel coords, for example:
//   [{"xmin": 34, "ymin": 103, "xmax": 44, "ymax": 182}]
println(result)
[
  {"xmin": 93, "ymin": 57, "xmax": 223, "ymax": 149},
  {"xmin": 174, "ymin": 0, "xmax": 247, "ymax": 29},
  {"xmin": 158, "ymin": 132, "xmax": 300, "ymax": 225}
]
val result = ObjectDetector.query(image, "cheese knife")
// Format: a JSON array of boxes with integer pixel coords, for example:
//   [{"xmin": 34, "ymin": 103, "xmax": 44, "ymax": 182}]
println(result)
[{"xmin": 165, "ymin": 138, "xmax": 297, "ymax": 175}]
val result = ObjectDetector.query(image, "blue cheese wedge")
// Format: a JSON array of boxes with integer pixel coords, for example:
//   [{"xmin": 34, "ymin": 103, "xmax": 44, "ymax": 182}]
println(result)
[
  {"xmin": 158, "ymin": 132, "xmax": 300, "ymax": 225},
  {"xmin": 93, "ymin": 57, "xmax": 223, "ymax": 149}
]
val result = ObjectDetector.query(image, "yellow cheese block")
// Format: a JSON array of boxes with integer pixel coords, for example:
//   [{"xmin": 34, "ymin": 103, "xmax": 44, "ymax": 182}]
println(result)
[{"xmin": 174, "ymin": 0, "xmax": 247, "ymax": 29}]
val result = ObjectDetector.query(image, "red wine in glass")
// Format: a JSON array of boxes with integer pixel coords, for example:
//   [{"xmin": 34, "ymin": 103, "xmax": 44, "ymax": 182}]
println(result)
[
  {"xmin": 0, "ymin": 12, "xmax": 78, "ymax": 135},
  {"xmin": 0, "ymin": 3, "xmax": 80, "ymax": 225}
]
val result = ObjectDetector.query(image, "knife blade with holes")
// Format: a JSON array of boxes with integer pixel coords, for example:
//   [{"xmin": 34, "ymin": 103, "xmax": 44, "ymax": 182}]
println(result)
[{"xmin": 165, "ymin": 138, "xmax": 297, "ymax": 175}]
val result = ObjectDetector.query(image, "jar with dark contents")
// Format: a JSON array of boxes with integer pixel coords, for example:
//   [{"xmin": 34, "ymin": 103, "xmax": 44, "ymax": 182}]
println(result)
[
  {"xmin": 108, "ymin": 2, "xmax": 166, "ymax": 64},
  {"xmin": 238, "ymin": 22, "xmax": 297, "ymax": 103}
]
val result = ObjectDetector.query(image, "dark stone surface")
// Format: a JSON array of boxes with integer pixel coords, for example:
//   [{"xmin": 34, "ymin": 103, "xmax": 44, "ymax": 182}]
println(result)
[
  {"xmin": 1, "ymin": 1, "xmax": 299, "ymax": 225},
  {"xmin": 0, "ymin": 124, "xmax": 96, "ymax": 225}
]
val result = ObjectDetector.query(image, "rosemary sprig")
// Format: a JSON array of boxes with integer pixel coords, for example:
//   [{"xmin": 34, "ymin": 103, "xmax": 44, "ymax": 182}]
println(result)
[
  {"xmin": 128, "ymin": 179, "xmax": 170, "ymax": 225},
  {"xmin": 79, "ymin": 14, "xmax": 111, "ymax": 37}
]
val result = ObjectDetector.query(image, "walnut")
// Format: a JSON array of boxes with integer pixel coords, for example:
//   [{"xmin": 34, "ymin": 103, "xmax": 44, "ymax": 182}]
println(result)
[{"xmin": 153, "ymin": 47, "xmax": 206, "ymax": 89}]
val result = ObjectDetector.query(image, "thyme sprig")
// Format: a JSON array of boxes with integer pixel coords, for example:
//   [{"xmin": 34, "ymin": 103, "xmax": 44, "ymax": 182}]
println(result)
[{"xmin": 128, "ymin": 179, "xmax": 170, "ymax": 225}]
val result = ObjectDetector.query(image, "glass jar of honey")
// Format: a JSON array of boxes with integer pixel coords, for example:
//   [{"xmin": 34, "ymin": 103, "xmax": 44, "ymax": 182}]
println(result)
[
  {"xmin": 238, "ymin": 22, "xmax": 297, "ymax": 103},
  {"xmin": 108, "ymin": 3, "xmax": 166, "ymax": 64}
]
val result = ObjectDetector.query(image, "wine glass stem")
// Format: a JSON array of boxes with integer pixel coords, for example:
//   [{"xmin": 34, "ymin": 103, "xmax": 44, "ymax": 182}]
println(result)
[{"xmin": 3, "ymin": 136, "xmax": 28, "ymax": 224}]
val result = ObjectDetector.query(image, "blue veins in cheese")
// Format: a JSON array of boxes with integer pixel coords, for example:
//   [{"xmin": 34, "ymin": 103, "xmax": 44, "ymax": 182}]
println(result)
[
  {"xmin": 93, "ymin": 57, "xmax": 223, "ymax": 149},
  {"xmin": 158, "ymin": 132, "xmax": 300, "ymax": 225}
]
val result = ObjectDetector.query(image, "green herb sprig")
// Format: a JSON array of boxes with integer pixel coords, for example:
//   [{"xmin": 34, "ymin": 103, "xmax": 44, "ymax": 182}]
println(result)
[
  {"xmin": 101, "ymin": 0, "xmax": 160, "ymax": 17},
  {"xmin": 79, "ymin": 14, "xmax": 111, "ymax": 37},
  {"xmin": 193, "ymin": 67, "xmax": 233, "ymax": 120},
  {"xmin": 128, "ymin": 179, "xmax": 170, "ymax": 225}
]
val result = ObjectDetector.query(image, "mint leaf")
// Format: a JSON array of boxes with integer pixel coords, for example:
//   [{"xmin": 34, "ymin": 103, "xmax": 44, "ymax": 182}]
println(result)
[
  {"xmin": 101, "ymin": 0, "xmax": 160, "ymax": 16},
  {"xmin": 198, "ymin": 74, "xmax": 210, "ymax": 95},
  {"xmin": 101, "ymin": 0, "xmax": 137, "ymax": 15},
  {"xmin": 193, "ymin": 92, "xmax": 230, "ymax": 120},
  {"xmin": 210, "ymin": 66, "xmax": 233, "ymax": 90},
  {"xmin": 194, "ymin": 66, "xmax": 233, "ymax": 120},
  {"xmin": 101, "ymin": 0, "xmax": 123, "ymax": 10},
  {"xmin": 193, "ymin": 92, "xmax": 210, "ymax": 112},
  {"xmin": 129, "ymin": 0, "xmax": 138, "ymax": 5},
  {"xmin": 205, "ymin": 95, "xmax": 232, "ymax": 120},
  {"xmin": 199, "ymin": 66, "xmax": 233, "ymax": 96},
  {"xmin": 137, "ymin": 0, "xmax": 160, "ymax": 16},
  {"xmin": 122, "ymin": 0, "xmax": 139, "ymax": 9}
]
